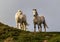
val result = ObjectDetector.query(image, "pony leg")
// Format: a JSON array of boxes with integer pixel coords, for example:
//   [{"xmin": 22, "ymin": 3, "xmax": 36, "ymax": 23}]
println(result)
[
  {"xmin": 39, "ymin": 25, "xmax": 42, "ymax": 32},
  {"xmin": 24, "ymin": 24, "xmax": 26, "ymax": 31},
  {"xmin": 16, "ymin": 23, "xmax": 19, "ymax": 29},
  {"xmin": 45, "ymin": 28, "xmax": 46, "ymax": 32},
  {"xmin": 43, "ymin": 24, "xmax": 46, "ymax": 32},
  {"xmin": 19, "ymin": 23, "xmax": 21, "ymax": 29},
  {"xmin": 23, "ymin": 23, "xmax": 26, "ymax": 31},
  {"xmin": 20, "ymin": 24, "xmax": 23, "ymax": 30},
  {"xmin": 44, "ymin": 21, "xmax": 48, "ymax": 28},
  {"xmin": 34, "ymin": 24, "xmax": 36, "ymax": 33},
  {"xmin": 38, "ymin": 25, "xmax": 40, "ymax": 32},
  {"xmin": 44, "ymin": 27, "xmax": 46, "ymax": 32}
]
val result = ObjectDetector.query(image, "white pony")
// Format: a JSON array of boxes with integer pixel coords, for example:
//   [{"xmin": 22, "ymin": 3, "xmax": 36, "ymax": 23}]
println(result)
[
  {"xmin": 32, "ymin": 9, "xmax": 48, "ymax": 32},
  {"xmin": 15, "ymin": 10, "xmax": 28, "ymax": 31}
]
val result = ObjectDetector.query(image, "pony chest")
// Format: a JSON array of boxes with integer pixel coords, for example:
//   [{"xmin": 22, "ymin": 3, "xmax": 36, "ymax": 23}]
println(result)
[
  {"xmin": 33, "ymin": 17, "xmax": 38, "ymax": 22},
  {"xmin": 19, "ymin": 15, "xmax": 23, "ymax": 19}
]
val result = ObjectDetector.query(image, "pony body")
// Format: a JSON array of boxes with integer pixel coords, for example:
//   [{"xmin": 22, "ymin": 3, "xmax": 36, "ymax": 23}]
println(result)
[
  {"xmin": 15, "ymin": 10, "xmax": 28, "ymax": 31},
  {"xmin": 32, "ymin": 9, "xmax": 48, "ymax": 32}
]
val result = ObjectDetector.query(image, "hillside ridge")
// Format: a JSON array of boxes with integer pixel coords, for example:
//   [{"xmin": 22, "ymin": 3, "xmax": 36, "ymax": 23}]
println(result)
[{"xmin": 0, "ymin": 22, "xmax": 60, "ymax": 42}]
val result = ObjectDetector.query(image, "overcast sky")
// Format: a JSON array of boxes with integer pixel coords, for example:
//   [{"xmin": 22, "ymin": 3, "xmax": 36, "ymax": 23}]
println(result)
[{"xmin": 0, "ymin": 0, "xmax": 60, "ymax": 32}]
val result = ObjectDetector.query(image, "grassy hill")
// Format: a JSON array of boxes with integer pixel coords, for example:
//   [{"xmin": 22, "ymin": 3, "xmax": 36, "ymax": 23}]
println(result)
[{"xmin": 0, "ymin": 22, "xmax": 60, "ymax": 42}]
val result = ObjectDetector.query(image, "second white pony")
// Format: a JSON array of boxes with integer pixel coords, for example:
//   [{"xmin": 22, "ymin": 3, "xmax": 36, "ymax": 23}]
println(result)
[{"xmin": 15, "ymin": 10, "xmax": 28, "ymax": 31}]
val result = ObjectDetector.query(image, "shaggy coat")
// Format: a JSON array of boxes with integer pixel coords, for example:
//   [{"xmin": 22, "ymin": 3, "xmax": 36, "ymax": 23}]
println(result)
[
  {"xmin": 15, "ymin": 10, "xmax": 28, "ymax": 30},
  {"xmin": 32, "ymin": 9, "xmax": 48, "ymax": 32}
]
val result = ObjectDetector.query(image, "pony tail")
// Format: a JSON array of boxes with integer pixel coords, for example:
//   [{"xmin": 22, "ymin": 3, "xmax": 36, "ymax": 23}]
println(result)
[{"xmin": 45, "ymin": 22, "xmax": 48, "ymax": 28}]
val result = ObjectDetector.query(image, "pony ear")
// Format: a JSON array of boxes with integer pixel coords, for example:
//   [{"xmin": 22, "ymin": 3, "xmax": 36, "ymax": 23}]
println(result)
[
  {"xmin": 33, "ymin": 9, "xmax": 37, "ymax": 11},
  {"xmin": 18, "ymin": 10, "xmax": 21, "ymax": 12}
]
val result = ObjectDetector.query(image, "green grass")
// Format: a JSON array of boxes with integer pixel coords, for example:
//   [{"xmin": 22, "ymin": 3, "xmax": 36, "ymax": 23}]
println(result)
[{"xmin": 0, "ymin": 22, "xmax": 60, "ymax": 42}]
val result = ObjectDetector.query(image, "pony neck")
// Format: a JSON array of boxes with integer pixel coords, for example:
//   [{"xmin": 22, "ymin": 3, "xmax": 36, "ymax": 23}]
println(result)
[
  {"xmin": 34, "ymin": 14, "xmax": 38, "ymax": 18},
  {"xmin": 35, "ymin": 11, "xmax": 38, "ymax": 16},
  {"xmin": 35, "ymin": 13, "xmax": 38, "ymax": 16}
]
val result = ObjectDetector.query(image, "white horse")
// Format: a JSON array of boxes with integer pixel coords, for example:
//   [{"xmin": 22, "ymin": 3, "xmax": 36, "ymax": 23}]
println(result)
[
  {"xmin": 15, "ymin": 10, "xmax": 28, "ymax": 31},
  {"xmin": 32, "ymin": 9, "xmax": 48, "ymax": 32}
]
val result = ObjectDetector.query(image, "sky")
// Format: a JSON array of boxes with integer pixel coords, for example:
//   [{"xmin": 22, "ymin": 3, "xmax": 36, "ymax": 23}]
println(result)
[{"xmin": 0, "ymin": 0, "xmax": 60, "ymax": 32}]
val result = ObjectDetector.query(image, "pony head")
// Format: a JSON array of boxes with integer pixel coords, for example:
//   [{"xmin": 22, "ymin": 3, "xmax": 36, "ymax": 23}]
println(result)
[
  {"xmin": 18, "ymin": 9, "xmax": 22, "ymax": 14},
  {"xmin": 32, "ymin": 9, "xmax": 38, "ymax": 16}
]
